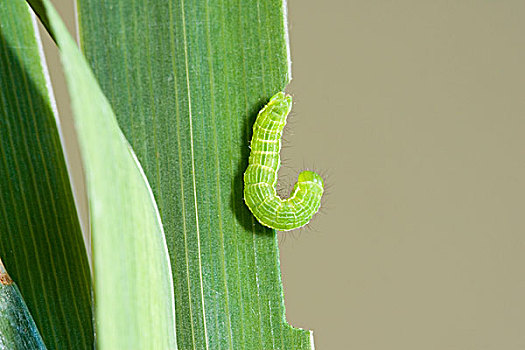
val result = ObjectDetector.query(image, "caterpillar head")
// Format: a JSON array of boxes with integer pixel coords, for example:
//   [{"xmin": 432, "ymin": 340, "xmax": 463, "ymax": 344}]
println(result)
[{"xmin": 264, "ymin": 92, "xmax": 292, "ymax": 122}]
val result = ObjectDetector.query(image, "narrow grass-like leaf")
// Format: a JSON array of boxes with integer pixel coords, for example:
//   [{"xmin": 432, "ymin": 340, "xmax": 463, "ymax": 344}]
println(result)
[
  {"xmin": 30, "ymin": 1, "xmax": 178, "ymax": 348},
  {"xmin": 78, "ymin": 0, "xmax": 314, "ymax": 348},
  {"xmin": 0, "ymin": 1, "xmax": 92, "ymax": 348},
  {"xmin": 0, "ymin": 259, "xmax": 46, "ymax": 349}
]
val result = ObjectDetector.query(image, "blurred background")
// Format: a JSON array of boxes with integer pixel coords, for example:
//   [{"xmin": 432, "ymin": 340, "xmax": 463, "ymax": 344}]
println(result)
[{"xmin": 43, "ymin": 1, "xmax": 525, "ymax": 349}]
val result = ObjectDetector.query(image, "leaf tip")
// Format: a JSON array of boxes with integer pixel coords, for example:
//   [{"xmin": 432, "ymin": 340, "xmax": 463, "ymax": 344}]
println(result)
[{"xmin": 0, "ymin": 259, "xmax": 13, "ymax": 286}]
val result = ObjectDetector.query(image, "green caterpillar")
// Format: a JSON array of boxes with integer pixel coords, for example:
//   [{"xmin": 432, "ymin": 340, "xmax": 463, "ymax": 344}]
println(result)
[{"xmin": 243, "ymin": 92, "xmax": 324, "ymax": 231}]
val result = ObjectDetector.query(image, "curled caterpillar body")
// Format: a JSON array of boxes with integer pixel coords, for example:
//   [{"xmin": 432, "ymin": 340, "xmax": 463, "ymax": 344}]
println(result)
[{"xmin": 243, "ymin": 92, "xmax": 324, "ymax": 231}]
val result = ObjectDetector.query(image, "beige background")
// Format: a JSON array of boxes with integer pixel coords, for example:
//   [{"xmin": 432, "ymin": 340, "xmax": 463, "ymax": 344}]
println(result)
[{"xmin": 43, "ymin": 1, "xmax": 525, "ymax": 349}]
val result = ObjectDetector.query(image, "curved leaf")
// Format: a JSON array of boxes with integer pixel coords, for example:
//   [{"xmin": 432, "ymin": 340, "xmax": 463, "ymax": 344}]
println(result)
[
  {"xmin": 0, "ymin": 1, "xmax": 92, "ymax": 348},
  {"xmin": 30, "ymin": 1, "xmax": 178, "ymax": 348}
]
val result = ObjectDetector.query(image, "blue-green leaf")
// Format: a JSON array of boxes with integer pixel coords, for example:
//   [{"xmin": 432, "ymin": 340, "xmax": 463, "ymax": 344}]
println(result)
[{"xmin": 0, "ymin": 259, "xmax": 46, "ymax": 349}]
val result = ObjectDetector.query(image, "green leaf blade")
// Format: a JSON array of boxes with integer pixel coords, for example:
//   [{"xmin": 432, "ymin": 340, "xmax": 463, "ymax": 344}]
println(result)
[
  {"xmin": 78, "ymin": 0, "xmax": 313, "ymax": 349},
  {"xmin": 31, "ymin": 1, "xmax": 178, "ymax": 348},
  {"xmin": 0, "ymin": 1, "xmax": 93, "ymax": 348}
]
